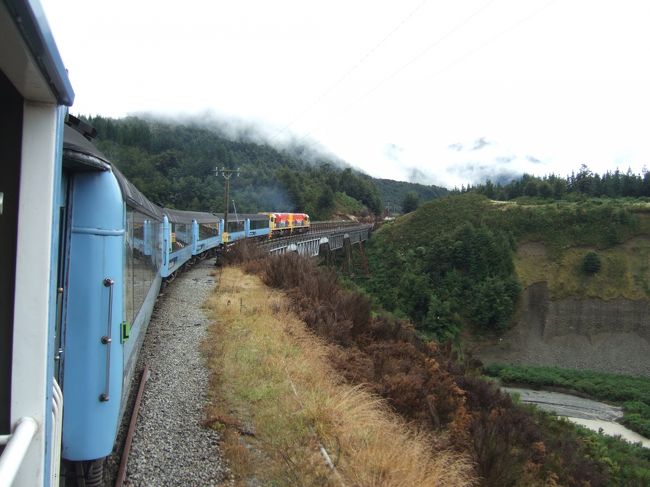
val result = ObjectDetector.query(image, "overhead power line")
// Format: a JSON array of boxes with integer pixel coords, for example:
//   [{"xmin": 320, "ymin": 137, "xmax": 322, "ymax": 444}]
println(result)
[
  {"xmin": 271, "ymin": 0, "xmax": 430, "ymax": 140},
  {"xmin": 297, "ymin": 0, "xmax": 556, "ymax": 143}
]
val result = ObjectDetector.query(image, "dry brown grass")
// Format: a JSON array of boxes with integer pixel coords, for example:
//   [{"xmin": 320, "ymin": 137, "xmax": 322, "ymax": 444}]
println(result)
[{"xmin": 203, "ymin": 267, "xmax": 475, "ymax": 487}]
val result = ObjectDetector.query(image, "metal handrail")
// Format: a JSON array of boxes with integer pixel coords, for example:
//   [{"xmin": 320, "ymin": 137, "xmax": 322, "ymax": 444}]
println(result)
[
  {"xmin": 259, "ymin": 224, "xmax": 373, "ymax": 252},
  {"xmin": 0, "ymin": 417, "xmax": 38, "ymax": 487},
  {"xmin": 100, "ymin": 277, "xmax": 114, "ymax": 402}
]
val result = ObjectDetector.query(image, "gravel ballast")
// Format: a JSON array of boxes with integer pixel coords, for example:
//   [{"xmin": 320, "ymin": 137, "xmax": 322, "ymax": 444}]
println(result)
[{"xmin": 123, "ymin": 260, "xmax": 229, "ymax": 486}]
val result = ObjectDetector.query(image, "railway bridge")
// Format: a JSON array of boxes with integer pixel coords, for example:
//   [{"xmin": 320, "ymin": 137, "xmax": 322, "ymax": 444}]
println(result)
[{"xmin": 257, "ymin": 221, "xmax": 373, "ymax": 257}]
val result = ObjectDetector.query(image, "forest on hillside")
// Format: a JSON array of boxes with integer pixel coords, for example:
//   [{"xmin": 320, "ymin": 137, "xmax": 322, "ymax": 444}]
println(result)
[
  {"xmin": 80, "ymin": 115, "xmax": 446, "ymax": 219},
  {"xmin": 362, "ymin": 193, "xmax": 649, "ymax": 342},
  {"xmin": 82, "ymin": 115, "xmax": 382, "ymax": 219},
  {"xmin": 464, "ymin": 164, "xmax": 650, "ymax": 201},
  {"xmin": 373, "ymin": 178, "xmax": 448, "ymax": 212}
]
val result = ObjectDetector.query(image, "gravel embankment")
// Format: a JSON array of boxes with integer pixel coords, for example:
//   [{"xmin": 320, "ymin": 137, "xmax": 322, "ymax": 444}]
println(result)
[{"xmin": 122, "ymin": 259, "xmax": 229, "ymax": 486}]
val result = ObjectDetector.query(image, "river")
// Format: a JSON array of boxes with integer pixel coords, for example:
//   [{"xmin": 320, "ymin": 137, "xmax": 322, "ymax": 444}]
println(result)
[{"xmin": 503, "ymin": 387, "xmax": 650, "ymax": 448}]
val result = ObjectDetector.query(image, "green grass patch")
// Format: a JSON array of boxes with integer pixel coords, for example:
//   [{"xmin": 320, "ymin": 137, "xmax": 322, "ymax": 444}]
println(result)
[
  {"xmin": 576, "ymin": 424, "xmax": 650, "ymax": 484},
  {"xmin": 333, "ymin": 191, "xmax": 365, "ymax": 214}
]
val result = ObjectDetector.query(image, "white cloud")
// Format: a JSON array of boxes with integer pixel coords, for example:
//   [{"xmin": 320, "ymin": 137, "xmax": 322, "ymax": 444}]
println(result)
[{"xmin": 42, "ymin": 0, "xmax": 650, "ymax": 188}]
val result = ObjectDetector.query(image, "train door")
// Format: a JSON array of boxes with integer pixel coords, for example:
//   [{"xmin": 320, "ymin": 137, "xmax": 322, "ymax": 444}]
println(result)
[{"xmin": 0, "ymin": 69, "xmax": 23, "ymax": 445}]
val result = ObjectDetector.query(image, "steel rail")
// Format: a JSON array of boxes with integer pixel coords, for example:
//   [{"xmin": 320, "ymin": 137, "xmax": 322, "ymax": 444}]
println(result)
[{"xmin": 115, "ymin": 364, "xmax": 151, "ymax": 487}]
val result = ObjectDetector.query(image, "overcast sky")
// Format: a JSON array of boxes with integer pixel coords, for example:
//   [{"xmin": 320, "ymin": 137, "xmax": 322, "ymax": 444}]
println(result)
[{"xmin": 41, "ymin": 0, "xmax": 650, "ymax": 188}]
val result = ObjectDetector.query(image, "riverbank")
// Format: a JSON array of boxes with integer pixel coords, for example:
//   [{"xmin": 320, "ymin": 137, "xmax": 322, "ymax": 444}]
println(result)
[
  {"xmin": 503, "ymin": 387, "xmax": 650, "ymax": 448},
  {"xmin": 485, "ymin": 363, "xmax": 650, "ymax": 439}
]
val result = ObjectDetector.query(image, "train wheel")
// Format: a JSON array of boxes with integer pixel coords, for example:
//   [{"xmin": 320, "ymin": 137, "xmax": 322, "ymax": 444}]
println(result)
[{"xmin": 64, "ymin": 458, "xmax": 105, "ymax": 487}]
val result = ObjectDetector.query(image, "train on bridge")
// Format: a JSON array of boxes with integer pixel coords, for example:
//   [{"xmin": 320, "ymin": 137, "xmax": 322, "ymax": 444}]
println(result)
[{"xmin": 0, "ymin": 2, "xmax": 366, "ymax": 485}]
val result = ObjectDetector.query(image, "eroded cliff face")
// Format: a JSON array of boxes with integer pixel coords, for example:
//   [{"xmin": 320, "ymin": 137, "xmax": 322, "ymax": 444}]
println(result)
[
  {"xmin": 475, "ymin": 282, "xmax": 650, "ymax": 377},
  {"xmin": 545, "ymin": 293, "xmax": 650, "ymax": 342}
]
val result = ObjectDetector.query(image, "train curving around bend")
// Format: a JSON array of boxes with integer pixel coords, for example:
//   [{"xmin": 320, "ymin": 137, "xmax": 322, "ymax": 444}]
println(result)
[
  {"xmin": 60, "ymin": 116, "xmax": 308, "ymax": 484},
  {"xmin": 0, "ymin": 2, "xmax": 309, "ymax": 485}
]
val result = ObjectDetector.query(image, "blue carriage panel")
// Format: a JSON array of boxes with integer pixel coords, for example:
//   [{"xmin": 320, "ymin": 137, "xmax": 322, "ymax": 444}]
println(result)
[
  {"xmin": 161, "ymin": 218, "xmax": 192, "ymax": 277},
  {"xmin": 229, "ymin": 231, "xmax": 246, "ymax": 242},
  {"xmin": 225, "ymin": 219, "xmax": 245, "ymax": 243},
  {"xmin": 196, "ymin": 235, "xmax": 221, "ymax": 253},
  {"xmin": 192, "ymin": 220, "xmax": 199, "ymax": 255},
  {"xmin": 246, "ymin": 214, "xmax": 271, "ymax": 239},
  {"xmin": 249, "ymin": 227, "xmax": 271, "ymax": 238},
  {"xmin": 166, "ymin": 247, "xmax": 192, "ymax": 276},
  {"xmin": 162, "ymin": 215, "xmax": 170, "ymax": 272},
  {"xmin": 194, "ymin": 219, "xmax": 221, "ymax": 254},
  {"xmin": 62, "ymin": 170, "xmax": 124, "ymax": 461}
]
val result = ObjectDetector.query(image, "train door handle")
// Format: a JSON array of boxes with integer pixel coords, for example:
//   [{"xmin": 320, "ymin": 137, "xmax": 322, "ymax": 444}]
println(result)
[{"xmin": 100, "ymin": 277, "xmax": 114, "ymax": 402}]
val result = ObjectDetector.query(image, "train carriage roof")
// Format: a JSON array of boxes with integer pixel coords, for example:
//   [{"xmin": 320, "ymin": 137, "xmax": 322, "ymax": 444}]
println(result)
[
  {"xmin": 241, "ymin": 213, "xmax": 269, "ymax": 222},
  {"xmin": 113, "ymin": 166, "xmax": 164, "ymax": 220},
  {"xmin": 63, "ymin": 120, "xmax": 164, "ymax": 220},
  {"xmin": 162, "ymin": 210, "xmax": 269, "ymax": 224},
  {"xmin": 62, "ymin": 124, "xmax": 111, "ymax": 171},
  {"xmin": 163, "ymin": 208, "xmax": 219, "ymax": 224}
]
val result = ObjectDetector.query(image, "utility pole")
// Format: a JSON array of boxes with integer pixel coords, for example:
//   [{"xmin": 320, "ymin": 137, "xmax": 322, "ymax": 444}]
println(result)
[{"xmin": 215, "ymin": 167, "xmax": 240, "ymax": 237}]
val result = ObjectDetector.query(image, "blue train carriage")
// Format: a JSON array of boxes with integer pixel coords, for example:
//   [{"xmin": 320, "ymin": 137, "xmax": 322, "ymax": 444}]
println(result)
[
  {"xmin": 160, "ymin": 208, "xmax": 195, "ymax": 279},
  {"xmin": 1, "ymin": 0, "xmax": 74, "ymax": 485},
  {"xmin": 59, "ymin": 119, "xmax": 165, "ymax": 482},
  {"xmin": 162, "ymin": 208, "xmax": 222, "ymax": 261},
  {"xmin": 220, "ymin": 213, "xmax": 270, "ymax": 244},
  {"xmin": 245, "ymin": 213, "xmax": 271, "ymax": 240}
]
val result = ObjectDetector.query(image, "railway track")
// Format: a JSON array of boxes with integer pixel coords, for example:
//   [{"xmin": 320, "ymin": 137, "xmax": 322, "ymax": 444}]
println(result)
[
  {"xmin": 112, "ymin": 220, "xmax": 373, "ymax": 484},
  {"xmin": 257, "ymin": 222, "xmax": 374, "ymax": 256}
]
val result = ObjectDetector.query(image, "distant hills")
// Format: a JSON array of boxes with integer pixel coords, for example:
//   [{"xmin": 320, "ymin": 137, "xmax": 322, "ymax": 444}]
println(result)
[
  {"xmin": 372, "ymin": 178, "xmax": 448, "ymax": 213},
  {"xmin": 80, "ymin": 114, "xmax": 447, "ymax": 219}
]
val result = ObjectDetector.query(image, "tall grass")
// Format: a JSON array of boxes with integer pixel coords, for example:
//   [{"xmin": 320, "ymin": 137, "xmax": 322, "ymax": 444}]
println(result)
[
  {"xmin": 203, "ymin": 267, "xmax": 474, "ymax": 486},
  {"xmin": 238, "ymin": 254, "xmax": 612, "ymax": 487}
]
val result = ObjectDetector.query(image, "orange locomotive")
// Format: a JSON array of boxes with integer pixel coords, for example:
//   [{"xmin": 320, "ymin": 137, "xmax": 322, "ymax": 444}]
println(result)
[{"xmin": 263, "ymin": 212, "xmax": 310, "ymax": 237}]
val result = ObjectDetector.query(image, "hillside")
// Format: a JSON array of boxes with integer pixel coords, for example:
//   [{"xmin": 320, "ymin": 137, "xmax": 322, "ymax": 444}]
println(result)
[
  {"xmin": 371, "ymin": 178, "xmax": 448, "ymax": 212},
  {"xmin": 81, "ymin": 115, "xmax": 384, "ymax": 219},
  {"xmin": 211, "ymin": 250, "xmax": 637, "ymax": 486},
  {"xmin": 362, "ymin": 193, "xmax": 650, "ymax": 351}
]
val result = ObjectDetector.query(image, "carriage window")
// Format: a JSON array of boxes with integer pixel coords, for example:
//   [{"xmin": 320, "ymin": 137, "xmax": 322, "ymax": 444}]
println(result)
[
  {"xmin": 250, "ymin": 219, "xmax": 269, "ymax": 230},
  {"xmin": 198, "ymin": 222, "xmax": 219, "ymax": 240},
  {"xmin": 125, "ymin": 208, "xmax": 161, "ymax": 324},
  {"xmin": 227, "ymin": 220, "xmax": 244, "ymax": 233},
  {"xmin": 125, "ymin": 209, "xmax": 134, "ymax": 324},
  {"xmin": 171, "ymin": 223, "xmax": 190, "ymax": 251}
]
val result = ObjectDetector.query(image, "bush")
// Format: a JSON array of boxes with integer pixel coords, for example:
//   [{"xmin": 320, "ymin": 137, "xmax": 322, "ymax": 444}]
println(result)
[
  {"xmin": 582, "ymin": 251, "xmax": 602, "ymax": 274},
  {"xmin": 243, "ymin": 254, "xmax": 616, "ymax": 486},
  {"xmin": 402, "ymin": 191, "xmax": 420, "ymax": 213}
]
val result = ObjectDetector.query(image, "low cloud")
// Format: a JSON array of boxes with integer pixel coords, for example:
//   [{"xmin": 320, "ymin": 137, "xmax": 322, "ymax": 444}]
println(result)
[
  {"xmin": 407, "ymin": 167, "xmax": 428, "ymax": 183},
  {"xmin": 448, "ymin": 142, "xmax": 464, "ymax": 151},
  {"xmin": 471, "ymin": 137, "xmax": 492, "ymax": 151},
  {"xmin": 448, "ymin": 162, "xmax": 522, "ymax": 186},
  {"xmin": 526, "ymin": 155, "xmax": 543, "ymax": 164},
  {"xmin": 384, "ymin": 143, "xmax": 404, "ymax": 162},
  {"xmin": 133, "ymin": 109, "xmax": 349, "ymax": 168}
]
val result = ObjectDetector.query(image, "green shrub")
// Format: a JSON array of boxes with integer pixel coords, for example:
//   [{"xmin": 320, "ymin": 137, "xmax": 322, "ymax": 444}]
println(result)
[{"xmin": 582, "ymin": 251, "xmax": 602, "ymax": 274}]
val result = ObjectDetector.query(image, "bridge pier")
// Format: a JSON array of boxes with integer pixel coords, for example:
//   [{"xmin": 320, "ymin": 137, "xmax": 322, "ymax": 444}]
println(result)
[
  {"xmin": 318, "ymin": 238, "xmax": 332, "ymax": 266},
  {"xmin": 343, "ymin": 235, "xmax": 352, "ymax": 274},
  {"xmin": 358, "ymin": 240, "xmax": 369, "ymax": 276}
]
